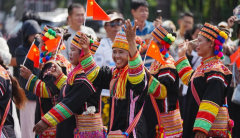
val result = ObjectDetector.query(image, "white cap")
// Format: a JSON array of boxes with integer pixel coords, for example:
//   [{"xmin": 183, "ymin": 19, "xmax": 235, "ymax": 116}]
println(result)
[{"xmin": 102, "ymin": 12, "xmax": 124, "ymax": 26}]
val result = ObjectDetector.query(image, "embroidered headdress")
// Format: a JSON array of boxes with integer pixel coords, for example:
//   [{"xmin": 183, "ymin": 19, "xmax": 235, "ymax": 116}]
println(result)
[
  {"xmin": 151, "ymin": 25, "xmax": 176, "ymax": 58},
  {"xmin": 199, "ymin": 23, "xmax": 228, "ymax": 59},
  {"xmin": 40, "ymin": 25, "xmax": 66, "ymax": 64},
  {"xmin": 112, "ymin": 31, "xmax": 145, "ymax": 51}
]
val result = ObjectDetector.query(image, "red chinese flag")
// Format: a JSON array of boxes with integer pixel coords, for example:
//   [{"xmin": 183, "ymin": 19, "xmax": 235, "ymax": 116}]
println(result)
[
  {"xmin": 26, "ymin": 43, "xmax": 40, "ymax": 68},
  {"xmin": 146, "ymin": 41, "xmax": 166, "ymax": 66},
  {"xmin": 44, "ymin": 37, "xmax": 61, "ymax": 53},
  {"xmin": 86, "ymin": 0, "xmax": 93, "ymax": 16},
  {"xmin": 230, "ymin": 47, "xmax": 240, "ymax": 64},
  {"xmin": 34, "ymin": 53, "xmax": 40, "ymax": 68},
  {"xmin": 86, "ymin": 0, "xmax": 110, "ymax": 21}
]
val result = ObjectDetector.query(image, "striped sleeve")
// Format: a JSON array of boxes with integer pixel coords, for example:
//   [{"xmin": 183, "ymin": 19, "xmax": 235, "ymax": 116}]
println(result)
[
  {"xmin": 80, "ymin": 52, "xmax": 100, "ymax": 82},
  {"xmin": 193, "ymin": 100, "xmax": 220, "ymax": 134},
  {"xmin": 175, "ymin": 56, "xmax": 194, "ymax": 85},
  {"xmin": 128, "ymin": 51, "xmax": 145, "ymax": 85},
  {"xmin": 54, "ymin": 73, "xmax": 67, "ymax": 90},
  {"xmin": 41, "ymin": 76, "xmax": 95, "ymax": 127},
  {"xmin": 148, "ymin": 76, "xmax": 167, "ymax": 99},
  {"xmin": 193, "ymin": 72, "xmax": 229, "ymax": 134},
  {"xmin": 25, "ymin": 74, "xmax": 52, "ymax": 98},
  {"xmin": 41, "ymin": 102, "xmax": 73, "ymax": 127}
]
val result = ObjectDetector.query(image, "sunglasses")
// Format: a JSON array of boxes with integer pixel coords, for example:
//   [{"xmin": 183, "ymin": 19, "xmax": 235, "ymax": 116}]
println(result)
[{"xmin": 105, "ymin": 22, "xmax": 122, "ymax": 27}]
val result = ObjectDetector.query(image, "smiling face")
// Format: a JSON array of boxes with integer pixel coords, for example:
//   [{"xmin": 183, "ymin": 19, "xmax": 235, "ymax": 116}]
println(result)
[
  {"xmin": 196, "ymin": 35, "xmax": 214, "ymax": 58},
  {"xmin": 112, "ymin": 48, "xmax": 129, "ymax": 69},
  {"xmin": 69, "ymin": 45, "xmax": 81, "ymax": 66}
]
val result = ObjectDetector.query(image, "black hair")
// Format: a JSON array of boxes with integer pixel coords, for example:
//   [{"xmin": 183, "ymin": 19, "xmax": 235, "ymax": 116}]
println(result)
[
  {"xmin": 163, "ymin": 27, "xmax": 177, "ymax": 37},
  {"xmin": 180, "ymin": 12, "xmax": 194, "ymax": 19},
  {"xmin": 131, "ymin": 0, "xmax": 148, "ymax": 10},
  {"xmin": 184, "ymin": 23, "xmax": 203, "ymax": 40},
  {"xmin": 106, "ymin": 9, "xmax": 119, "ymax": 15},
  {"xmin": 21, "ymin": 10, "xmax": 41, "ymax": 25},
  {"xmin": 47, "ymin": 26, "xmax": 71, "ymax": 41},
  {"xmin": 68, "ymin": 3, "xmax": 84, "ymax": 15},
  {"xmin": 0, "ymin": 57, "xmax": 27, "ymax": 109}
]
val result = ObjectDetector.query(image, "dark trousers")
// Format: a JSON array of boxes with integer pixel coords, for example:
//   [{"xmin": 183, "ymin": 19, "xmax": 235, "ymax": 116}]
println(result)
[{"xmin": 227, "ymin": 87, "xmax": 240, "ymax": 138}]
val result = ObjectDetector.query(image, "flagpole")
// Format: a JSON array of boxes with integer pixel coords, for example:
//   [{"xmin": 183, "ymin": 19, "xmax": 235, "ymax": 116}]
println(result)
[
  {"xmin": 53, "ymin": 36, "xmax": 63, "ymax": 63},
  {"xmin": 23, "ymin": 39, "xmax": 35, "ymax": 66},
  {"xmin": 84, "ymin": 1, "xmax": 88, "ymax": 26},
  {"xmin": 143, "ymin": 40, "xmax": 151, "ymax": 64}
]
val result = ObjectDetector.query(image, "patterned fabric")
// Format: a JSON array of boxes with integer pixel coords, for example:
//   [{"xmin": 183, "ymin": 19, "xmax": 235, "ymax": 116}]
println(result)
[
  {"xmin": 108, "ymin": 51, "xmax": 144, "ymax": 99},
  {"xmin": 148, "ymin": 76, "xmax": 167, "ymax": 99},
  {"xmin": 42, "ymin": 102, "xmax": 74, "ymax": 127},
  {"xmin": 198, "ymin": 23, "xmax": 220, "ymax": 42},
  {"xmin": 175, "ymin": 55, "xmax": 232, "ymax": 137},
  {"xmin": 160, "ymin": 109, "xmax": 183, "ymax": 137},
  {"xmin": 54, "ymin": 73, "xmax": 67, "ymax": 90},
  {"xmin": 67, "ymin": 63, "xmax": 84, "ymax": 85},
  {"xmin": 0, "ymin": 66, "xmax": 10, "ymax": 98},
  {"xmin": 80, "ymin": 52, "xmax": 100, "ymax": 82},
  {"xmin": 112, "ymin": 31, "xmax": 145, "ymax": 52},
  {"xmin": 110, "ymin": 65, "xmax": 128, "ymax": 99},
  {"xmin": 128, "ymin": 51, "xmax": 145, "ymax": 85},
  {"xmin": 193, "ymin": 100, "xmax": 220, "ymax": 134},
  {"xmin": 41, "ymin": 25, "xmax": 62, "ymax": 38},
  {"xmin": 25, "ymin": 53, "xmax": 71, "ymax": 98},
  {"xmin": 74, "ymin": 113, "xmax": 105, "ymax": 138},
  {"xmin": 25, "ymin": 74, "xmax": 52, "ymax": 98},
  {"xmin": 70, "ymin": 31, "xmax": 100, "ymax": 55},
  {"xmin": 175, "ymin": 56, "xmax": 194, "ymax": 85},
  {"xmin": 39, "ymin": 126, "xmax": 56, "ymax": 138},
  {"xmin": 112, "ymin": 31, "xmax": 129, "ymax": 51}
]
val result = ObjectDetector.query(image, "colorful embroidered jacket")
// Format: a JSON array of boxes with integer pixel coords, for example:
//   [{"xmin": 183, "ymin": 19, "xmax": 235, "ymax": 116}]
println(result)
[
  {"xmin": 80, "ymin": 51, "xmax": 148, "ymax": 138},
  {"xmin": 143, "ymin": 56, "xmax": 179, "ymax": 138},
  {"xmin": 175, "ymin": 56, "xmax": 232, "ymax": 137},
  {"xmin": 41, "ymin": 71, "xmax": 101, "ymax": 138},
  {"xmin": 0, "ymin": 65, "xmax": 15, "ymax": 137},
  {"xmin": 25, "ymin": 53, "xmax": 71, "ymax": 124}
]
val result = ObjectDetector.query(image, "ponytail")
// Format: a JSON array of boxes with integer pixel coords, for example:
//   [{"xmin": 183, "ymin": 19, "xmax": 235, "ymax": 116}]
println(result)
[{"xmin": 0, "ymin": 58, "xmax": 27, "ymax": 109}]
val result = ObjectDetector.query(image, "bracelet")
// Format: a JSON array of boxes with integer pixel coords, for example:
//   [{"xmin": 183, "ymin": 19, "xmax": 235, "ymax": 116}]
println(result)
[{"xmin": 122, "ymin": 132, "xmax": 129, "ymax": 136}]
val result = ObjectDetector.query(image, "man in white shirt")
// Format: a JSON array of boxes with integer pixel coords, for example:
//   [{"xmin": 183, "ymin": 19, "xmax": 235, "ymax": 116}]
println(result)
[
  {"xmin": 170, "ymin": 12, "xmax": 194, "ymax": 60},
  {"xmin": 94, "ymin": 10, "xmax": 124, "ymax": 96},
  {"xmin": 62, "ymin": 3, "xmax": 96, "ymax": 60}
]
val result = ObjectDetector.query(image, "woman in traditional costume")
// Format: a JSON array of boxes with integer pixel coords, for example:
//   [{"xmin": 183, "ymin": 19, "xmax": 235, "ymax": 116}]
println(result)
[
  {"xmin": 0, "ymin": 57, "xmax": 27, "ymax": 138},
  {"xmin": 176, "ymin": 23, "xmax": 233, "ymax": 137},
  {"xmin": 143, "ymin": 25, "xmax": 183, "ymax": 138},
  {"xmin": 79, "ymin": 20, "xmax": 149, "ymax": 138},
  {"xmin": 33, "ymin": 31, "xmax": 105, "ymax": 138},
  {"xmin": 19, "ymin": 25, "xmax": 72, "ymax": 138}
]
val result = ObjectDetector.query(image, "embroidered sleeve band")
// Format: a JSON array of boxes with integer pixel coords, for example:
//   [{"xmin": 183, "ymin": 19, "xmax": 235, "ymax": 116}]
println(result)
[
  {"xmin": 80, "ymin": 52, "xmax": 100, "ymax": 82},
  {"xmin": 25, "ymin": 74, "xmax": 52, "ymax": 98},
  {"xmin": 175, "ymin": 56, "xmax": 194, "ymax": 85},
  {"xmin": 54, "ymin": 73, "xmax": 67, "ymax": 90},
  {"xmin": 148, "ymin": 76, "xmax": 167, "ymax": 99},
  {"xmin": 207, "ymin": 74, "xmax": 228, "ymax": 87},
  {"xmin": 128, "ymin": 51, "xmax": 145, "ymax": 84},
  {"xmin": 193, "ymin": 100, "xmax": 220, "ymax": 134},
  {"xmin": 41, "ymin": 102, "xmax": 73, "ymax": 127}
]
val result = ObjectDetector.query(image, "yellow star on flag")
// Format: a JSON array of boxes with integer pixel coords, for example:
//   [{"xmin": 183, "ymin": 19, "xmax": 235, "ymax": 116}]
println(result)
[{"xmin": 90, "ymin": 1, "xmax": 93, "ymax": 5}]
